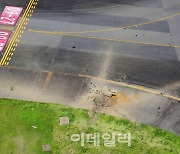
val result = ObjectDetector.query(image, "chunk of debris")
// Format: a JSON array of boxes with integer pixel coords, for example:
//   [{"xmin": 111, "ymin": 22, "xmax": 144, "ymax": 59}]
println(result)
[
  {"xmin": 111, "ymin": 94, "xmax": 116, "ymax": 97},
  {"xmin": 121, "ymin": 76, "xmax": 127, "ymax": 80},
  {"xmin": 32, "ymin": 126, "xmax": 37, "ymax": 129},
  {"xmin": 59, "ymin": 116, "xmax": 69, "ymax": 125},
  {"xmin": 42, "ymin": 144, "xmax": 51, "ymax": 152}
]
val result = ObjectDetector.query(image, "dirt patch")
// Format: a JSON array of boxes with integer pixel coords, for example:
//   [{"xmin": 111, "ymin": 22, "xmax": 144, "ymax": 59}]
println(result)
[{"xmin": 13, "ymin": 136, "xmax": 24, "ymax": 154}]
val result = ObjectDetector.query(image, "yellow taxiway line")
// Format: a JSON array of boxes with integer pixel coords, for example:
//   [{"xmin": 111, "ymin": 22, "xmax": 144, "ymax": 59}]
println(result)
[
  {"xmin": 77, "ymin": 74, "xmax": 180, "ymax": 101},
  {"xmin": 1, "ymin": 65, "xmax": 179, "ymax": 101},
  {"xmin": 28, "ymin": 29, "xmax": 180, "ymax": 48},
  {"xmin": 33, "ymin": 12, "xmax": 180, "ymax": 34}
]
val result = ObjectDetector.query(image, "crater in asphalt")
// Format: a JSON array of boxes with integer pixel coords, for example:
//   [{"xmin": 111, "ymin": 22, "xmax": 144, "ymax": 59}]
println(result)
[{"xmin": 93, "ymin": 91, "xmax": 117, "ymax": 107}]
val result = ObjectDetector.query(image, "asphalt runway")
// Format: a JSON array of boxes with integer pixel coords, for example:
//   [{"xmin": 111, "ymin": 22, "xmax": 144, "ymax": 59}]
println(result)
[{"xmin": 0, "ymin": 0, "xmax": 180, "ymax": 134}]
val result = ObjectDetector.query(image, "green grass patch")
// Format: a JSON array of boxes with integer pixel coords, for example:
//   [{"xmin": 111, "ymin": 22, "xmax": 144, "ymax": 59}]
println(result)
[{"xmin": 0, "ymin": 98, "xmax": 179, "ymax": 154}]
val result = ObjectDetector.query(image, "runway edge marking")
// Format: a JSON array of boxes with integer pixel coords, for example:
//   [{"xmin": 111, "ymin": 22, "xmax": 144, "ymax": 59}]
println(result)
[{"xmin": 0, "ymin": 0, "xmax": 39, "ymax": 66}]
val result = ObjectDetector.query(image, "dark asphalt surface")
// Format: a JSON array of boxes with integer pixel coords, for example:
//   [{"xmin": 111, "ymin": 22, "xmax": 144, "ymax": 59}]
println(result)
[
  {"xmin": 0, "ymin": 0, "xmax": 180, "ymax": 134},
  {"xmin": 1, "ymin": 0, "xmax": 179, "ymax": 87}
]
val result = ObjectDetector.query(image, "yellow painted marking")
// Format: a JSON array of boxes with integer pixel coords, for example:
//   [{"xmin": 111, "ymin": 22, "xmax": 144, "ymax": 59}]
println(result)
[
  {"xmin": 76, "ymin": 74, "xmax": 180, "ymax": 101},
  {"xmin": 0, "ymin": 26, "xmax": 14, "ymax": 30},
  {"xmin": 2, "ymin": 9, "xmax": 34, "ymax": 63},
  {"xmin": 4, "ymin": 62, "xmax": 9, "ymax": 65},
  {"xmin": 29, "ymin": 10, "xmax": 33, "ymax": 12},
  {"xmin": 0, "ymin": 4, "xmax": 33, "ymax": 65},
  {"xmin": 61, "ymin": 72, "xmax": 180, "ymax": 101},
  {"xmin": 28, "ymin": 29, "xmax": 180, "ymax": 48},
  {"xmin": 0, "ymin": 0, "xmax": 37, "ymax": 65},
  {"xmin": 31, "ymin": 12, "xmax": 180, "ymax": 34},
  {"xmin": 1, "ymin": 65, "xmax": 179, "ymax": 101}
]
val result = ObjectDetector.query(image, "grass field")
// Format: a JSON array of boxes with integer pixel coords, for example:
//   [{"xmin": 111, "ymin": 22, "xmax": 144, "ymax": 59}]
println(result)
[{"xmin": 0, "ymin": 98, "xmax": 179, "ymax": 154}]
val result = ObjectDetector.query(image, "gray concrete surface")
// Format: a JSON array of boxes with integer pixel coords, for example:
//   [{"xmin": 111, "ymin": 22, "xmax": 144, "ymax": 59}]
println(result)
[{"xmin": 0, "ymin": 0, "xmax": 180, "ymax": 134}]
